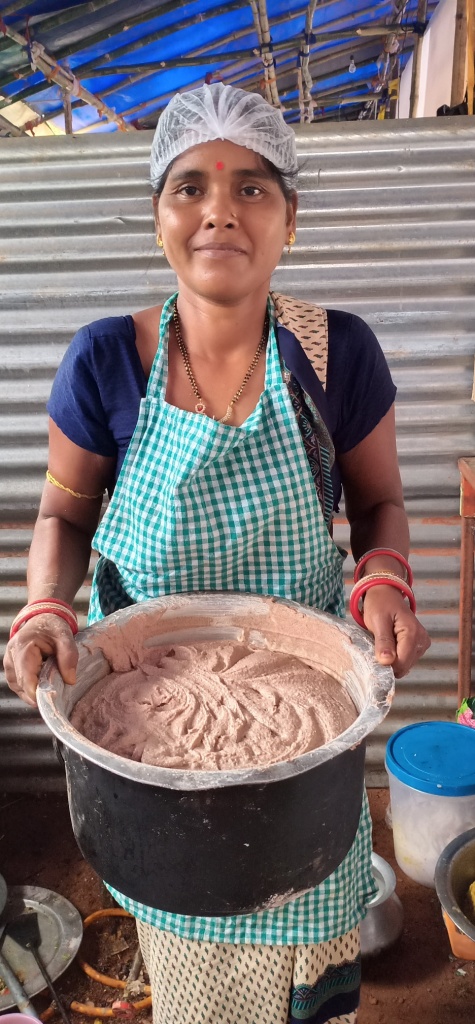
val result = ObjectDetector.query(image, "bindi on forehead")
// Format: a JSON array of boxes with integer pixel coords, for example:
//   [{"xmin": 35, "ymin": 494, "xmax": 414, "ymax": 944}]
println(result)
[{"xmin": 216, "ymin": 161, "xmax": 225, "ymax": 170}]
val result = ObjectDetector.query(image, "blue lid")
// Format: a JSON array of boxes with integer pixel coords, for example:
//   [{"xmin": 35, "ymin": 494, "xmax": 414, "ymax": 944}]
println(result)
[{"xmin": 385, "ymin": 722, "xmax": 475, "ymax": 796}]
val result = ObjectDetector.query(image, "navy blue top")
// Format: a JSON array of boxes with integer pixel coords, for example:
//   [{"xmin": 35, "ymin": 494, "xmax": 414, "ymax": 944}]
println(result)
[{"xmin": 47, "ymin": 308, "xmax": 396, "ymax": 509}]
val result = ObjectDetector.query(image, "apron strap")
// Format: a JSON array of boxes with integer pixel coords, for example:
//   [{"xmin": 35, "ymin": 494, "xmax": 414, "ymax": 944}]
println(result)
[
  {"xmin": 270, "ymin": 291, "xmax": 329, "ymax": 389},
  {"xmin": 271, "ymin": 292, "xmax": 334, "ymax": 463}
]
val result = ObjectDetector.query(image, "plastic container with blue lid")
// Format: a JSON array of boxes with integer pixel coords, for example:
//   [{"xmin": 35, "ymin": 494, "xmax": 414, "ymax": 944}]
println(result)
[{"xmin": 385, "ymin": 722, "xmax": 475, "ymax": 888}]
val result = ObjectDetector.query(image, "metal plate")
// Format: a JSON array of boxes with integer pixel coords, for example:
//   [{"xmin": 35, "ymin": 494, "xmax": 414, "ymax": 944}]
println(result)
[{"xmin": 0, "ymin": 886, "xmax": 83, "ymax": 1011}]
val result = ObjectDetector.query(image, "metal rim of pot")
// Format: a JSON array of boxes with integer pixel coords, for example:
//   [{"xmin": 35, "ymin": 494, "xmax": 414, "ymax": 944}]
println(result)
[
  {"xmin": 37, "ymin": 592, "xmax": 395, "ymax": 792},
  {"xmin": 435, "ymin": 826, "xmax": 475, "ymax": 942}
]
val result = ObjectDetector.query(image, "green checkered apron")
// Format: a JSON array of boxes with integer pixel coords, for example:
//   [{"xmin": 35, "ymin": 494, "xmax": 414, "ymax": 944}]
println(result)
[{"xmin": 89, "ymin": 293, "xmax": 375, "ymax": 944}]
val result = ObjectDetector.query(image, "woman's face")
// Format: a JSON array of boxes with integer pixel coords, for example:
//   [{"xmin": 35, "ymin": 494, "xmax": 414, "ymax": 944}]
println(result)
[{"xmin": 154, "ymin": 139, "xmax": 297, "ymax": 304}]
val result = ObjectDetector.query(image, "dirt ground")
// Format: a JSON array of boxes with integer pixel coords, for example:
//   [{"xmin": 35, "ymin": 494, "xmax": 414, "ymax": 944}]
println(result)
[{"xmin": 1, "ymin": 788, "xmax": 473, "ymax": 1024}]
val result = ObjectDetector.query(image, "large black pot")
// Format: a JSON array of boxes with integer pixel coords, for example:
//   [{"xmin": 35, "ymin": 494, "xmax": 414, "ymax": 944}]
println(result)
[{"xmin": 38, "ymin": 593, "xmax": 394, "ymax": 916}]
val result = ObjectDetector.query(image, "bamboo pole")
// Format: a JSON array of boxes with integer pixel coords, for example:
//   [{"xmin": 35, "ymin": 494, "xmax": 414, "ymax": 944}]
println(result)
[
  {"xmin": 0, "ymin": 0, "xmax": 248, "ymax": 90},
  {"xmin": 81, "ymin": 19, "xmax": 395, "ymax": 131},
  {"xmin": 0, "ymin": 0, "xmax": 395, "ymax": 98},
  {"xmin": 1, "ymin": 8, "xmax": 393, "ymax": 116},
  {"xmin": 63, "ymin": 88, "xmax": 73, "ymax": 134},
  {"xmin": 82, "ymin": 48, "xmax": 382, "ymax": 133},
  {"xmin": 299, "ymin": 0, "xmax": 319, "ymax": 123},
  {"xmin": 248, "ymin": 0, "xmax": 274, "ymax": 107},
  {"xmin": 256, "ymin": 0, "xmax": 281, "ymax": 107},
  {"xmin": 92, "ymin": 29, "xmax": 377, "ymax": 117},
  {"xmin": 0, "ymin": 0, "xmax": 118, "ymax": 55},
  {"xmin": 0, "ymin": 0, "xmax": 34, "ymax": 16},
  {"xmin": 0, "ymin": 22, "xmax": 135, "ymax": 131},
  {"xmin": 81, "ymin": 17, "xmax": 416, "ymax": 132},
  {"xmin": 2, "ymin": 0, "xmax": 436, "ymax": 130},
  {"xmin": 1, "ymin": 0, "xmax": 437, "ymax": 132},
  {"xmin": 84, "ymin": 23, "xmax": 421, "ymax": 76},
  {"xmin": 0, "ymin": 0, "xmax": 261, "ymax": 126},
  {"xmin": 128, "ymin": 35, "xmax": 390, "ymax": 107}
]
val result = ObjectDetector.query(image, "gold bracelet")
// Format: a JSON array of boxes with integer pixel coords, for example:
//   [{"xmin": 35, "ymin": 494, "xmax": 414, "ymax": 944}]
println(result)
[{"xmin": 46, "ymin": 470, "xmax": 103, "ymax": 500}]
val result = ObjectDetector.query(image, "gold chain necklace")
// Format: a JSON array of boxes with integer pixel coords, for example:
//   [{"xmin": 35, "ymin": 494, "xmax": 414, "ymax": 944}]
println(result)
[{"xmin": 173, "ymin": 302, "xmax": 269, "ymax": 425}]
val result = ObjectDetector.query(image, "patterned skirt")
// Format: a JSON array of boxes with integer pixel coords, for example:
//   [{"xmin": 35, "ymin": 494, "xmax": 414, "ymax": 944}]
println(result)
[{"xmin": 137, "ymin": 920, "xmax": 360, "ymax": 1024}]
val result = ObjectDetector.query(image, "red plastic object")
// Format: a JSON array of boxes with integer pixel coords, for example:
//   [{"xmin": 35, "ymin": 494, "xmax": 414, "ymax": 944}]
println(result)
[{"xmin": 111, "ymin": 1001, "xmax": 136, "ymax": 1018}]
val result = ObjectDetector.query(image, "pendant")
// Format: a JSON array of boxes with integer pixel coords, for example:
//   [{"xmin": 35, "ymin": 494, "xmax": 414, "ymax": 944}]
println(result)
[
  {"xmin": 219, "ymin": 404, "xmax": 233, "ymax": 425},
  {"xmin": 195, "ymin": 401, "xmax": 206, "ymax": 414}
]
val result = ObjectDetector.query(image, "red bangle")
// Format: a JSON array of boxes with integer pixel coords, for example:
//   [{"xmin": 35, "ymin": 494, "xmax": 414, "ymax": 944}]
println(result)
[
  {"xmin": 10, "ymin": 604, "xmax": 78, "ymax": 640},
  {"xmin": 354, "ymin": 548, "xmax": 413, "ymax": 587},
  {"xmin": 349, "ymin": 575, "xmax": 416, "ymax": 629}
]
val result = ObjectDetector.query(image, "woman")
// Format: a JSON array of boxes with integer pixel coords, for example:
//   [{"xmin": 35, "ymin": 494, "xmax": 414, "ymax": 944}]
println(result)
[{"xmin": 5, "ymin": 84, "xmax": 429, "ymax": 1024}]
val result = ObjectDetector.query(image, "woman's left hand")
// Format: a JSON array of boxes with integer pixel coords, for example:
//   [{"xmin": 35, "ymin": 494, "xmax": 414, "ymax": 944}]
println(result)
[{"xmin": 361, "ymin": 585, "xmax": 430, "ymax": 678}]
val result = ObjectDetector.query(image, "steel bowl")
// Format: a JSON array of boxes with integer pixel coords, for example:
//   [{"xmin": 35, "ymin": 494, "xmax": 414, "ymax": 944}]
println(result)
[{"xmin": 435, "ymin": 826, "xmax": 475, "ymax": 941}]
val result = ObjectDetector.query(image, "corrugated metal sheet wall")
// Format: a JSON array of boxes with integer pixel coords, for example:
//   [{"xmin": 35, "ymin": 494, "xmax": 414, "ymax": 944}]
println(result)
[{"xmin": 1, "ymin": 117, "xmax": 474, "ymax": 790}]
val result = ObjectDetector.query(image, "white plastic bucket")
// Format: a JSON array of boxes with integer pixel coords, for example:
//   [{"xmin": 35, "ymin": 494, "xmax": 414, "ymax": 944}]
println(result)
[{"xmin": 386, "ymin": 722, "xmax": 475, "ymax": 888}]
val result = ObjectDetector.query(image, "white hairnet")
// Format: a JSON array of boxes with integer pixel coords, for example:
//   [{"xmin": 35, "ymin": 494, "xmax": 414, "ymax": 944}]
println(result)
[{"xmin": 150, "ymin": 83, "xmax": 298, "ymax": 189}]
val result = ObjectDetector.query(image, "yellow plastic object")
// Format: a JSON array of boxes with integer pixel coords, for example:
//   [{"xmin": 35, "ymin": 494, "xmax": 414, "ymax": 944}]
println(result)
[
  {"xmin": 442, "ymin": 911, "xmax": 475, "ymax": 960},
  {"xmin": 467, "ymin": 881, "xmax": 475, "ymax": 920}
]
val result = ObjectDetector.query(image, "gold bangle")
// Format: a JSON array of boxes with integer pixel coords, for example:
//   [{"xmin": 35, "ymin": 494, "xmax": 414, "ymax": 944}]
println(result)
[
  {"xmin": 359, "ymin": 570, "xmax": 408, "ymax": 584},
  {"xmin": 46, "ymin": 470, "xmax": 103, "ymax": 500}
]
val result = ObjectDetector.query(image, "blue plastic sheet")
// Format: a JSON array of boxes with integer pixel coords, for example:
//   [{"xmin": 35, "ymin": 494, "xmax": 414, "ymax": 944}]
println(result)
[{"xmin": 0, "ymin": 0, "xmax": 429, "ymax": 131}]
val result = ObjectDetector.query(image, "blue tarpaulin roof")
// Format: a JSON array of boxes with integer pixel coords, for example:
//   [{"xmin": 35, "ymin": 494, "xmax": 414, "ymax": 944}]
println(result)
[{"xmin": 0, "ymin": 0, "xmax": 438, "ymax": 133}]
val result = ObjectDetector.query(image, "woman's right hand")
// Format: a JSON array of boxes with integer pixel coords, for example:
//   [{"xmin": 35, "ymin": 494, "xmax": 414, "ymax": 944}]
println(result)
[{"xmin": 3, "ymin": 614, "xmax": 78, "ymax": 707}]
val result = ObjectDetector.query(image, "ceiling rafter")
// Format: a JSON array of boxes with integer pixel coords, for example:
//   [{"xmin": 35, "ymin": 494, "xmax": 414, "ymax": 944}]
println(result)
[
  {"xmin": 0, "ymin": 0, "xmax": 438, "ymax": 131},
  {"xmin": 0, "ymin": 0, "xmax": 391, "ymax": 100},
  {"xmin": 0, "ymin": 0, "xmax": 119, "ymax": 55},
  {"xmin": 0, "ymin": 17, "xmax": 136, "ymax": 130},
  {"xmin": 0, "ymin": 0, "xmax": 249, "ymax": 90}
]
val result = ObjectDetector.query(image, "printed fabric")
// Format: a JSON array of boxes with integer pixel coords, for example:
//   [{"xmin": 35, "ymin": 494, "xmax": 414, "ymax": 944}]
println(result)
[{"xmin": 136, "ymin": 920, "xmax": 361, "ymax": 1024}]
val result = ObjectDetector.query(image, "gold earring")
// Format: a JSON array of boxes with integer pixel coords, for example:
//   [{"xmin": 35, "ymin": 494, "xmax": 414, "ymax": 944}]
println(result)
[
  {"xmin": 157, "ymin": 235, "xmax": 164, "ymax": 249},
  {"xmin": 287, "ymin": 231, "xmax": 296, "ymax": 254}
]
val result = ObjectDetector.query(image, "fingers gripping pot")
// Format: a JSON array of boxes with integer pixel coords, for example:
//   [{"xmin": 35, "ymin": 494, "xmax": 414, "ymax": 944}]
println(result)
[{"xmin": 38, "ymin": 594, "xmax": 394, "ymax": 916}]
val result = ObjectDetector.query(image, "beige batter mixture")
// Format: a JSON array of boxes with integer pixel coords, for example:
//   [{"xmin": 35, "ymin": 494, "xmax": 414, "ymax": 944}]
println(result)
[{"xmin": 70, "ymin": 642, "xmax": 356, "ymax": 770}]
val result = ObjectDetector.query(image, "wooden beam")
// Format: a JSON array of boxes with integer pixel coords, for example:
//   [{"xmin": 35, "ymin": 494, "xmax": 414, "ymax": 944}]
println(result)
[
  {"xmin": 63, "ymin": 89, "xmax": 73, "ymax": 135},
  {"xmin": 458, "ymin": 458, "xmax": 475, "ymax": 701},
  {"xmin": 467, "ymin": 0, "xmax": 475, "ymax": 114},
  {"xmin": 451, "ymin": 0, "xmax": 468, "ymax": 105}
]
